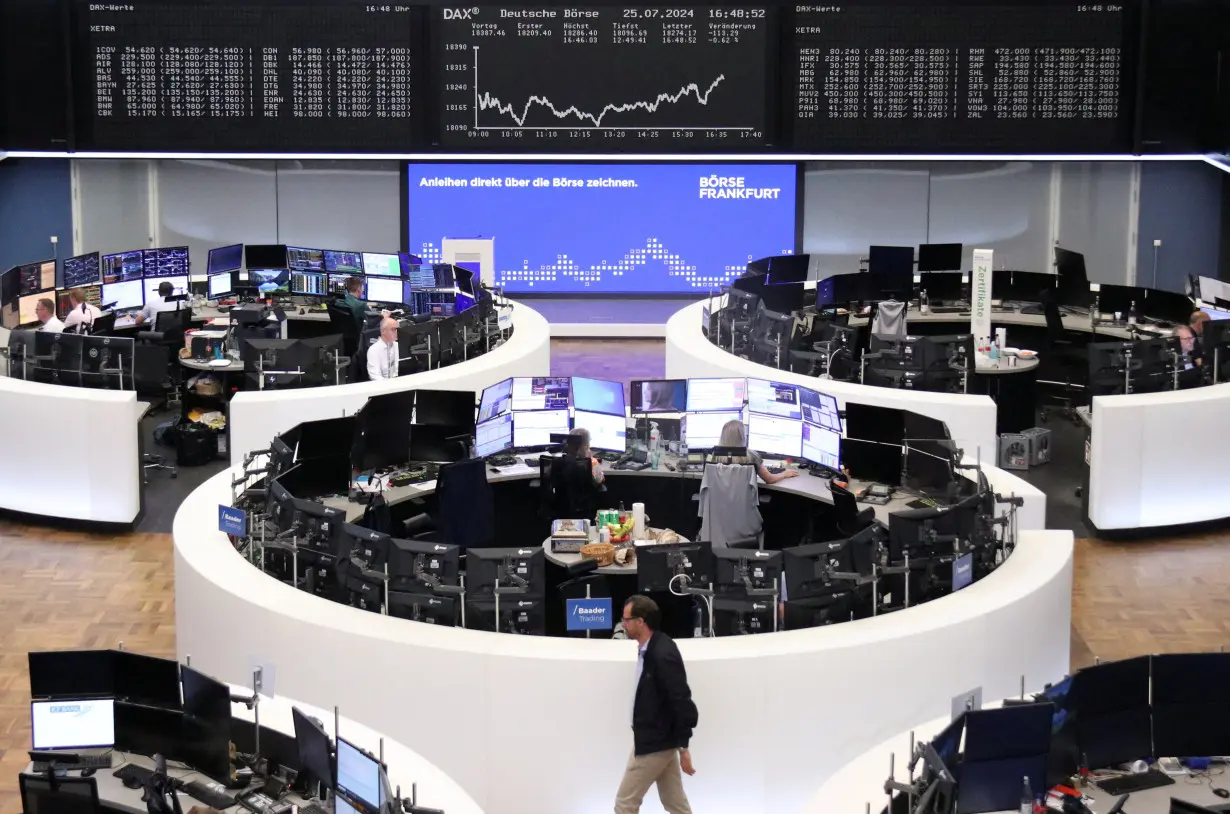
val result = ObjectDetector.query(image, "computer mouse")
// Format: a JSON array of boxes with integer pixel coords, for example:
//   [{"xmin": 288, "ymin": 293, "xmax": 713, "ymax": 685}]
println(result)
[
  {"xmin": 1213, "ymin": 788, "xmax": 1229, "ymax": 799},
  {"xmin": 80, "ymin": 768, "xmax": 96, "ymax": 778},
  {"xmin": 122, "ymin": 774, "xmax": 142, "ymax": 789}
]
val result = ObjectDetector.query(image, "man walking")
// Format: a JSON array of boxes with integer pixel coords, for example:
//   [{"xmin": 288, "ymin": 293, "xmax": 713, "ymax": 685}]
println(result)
[{"xmin": 615, "ymin": 595, "xmax": 698, "ymax": 814}]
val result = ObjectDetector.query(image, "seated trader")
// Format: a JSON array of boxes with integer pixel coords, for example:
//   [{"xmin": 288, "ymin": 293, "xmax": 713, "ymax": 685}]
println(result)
[
  {"xmin": 366, "ymin": 317, "xmax": 400, "ymax": 380},
  {"xmin": 134, "ymin": 281, "xmax": 179, "ymax": 327},
  {"xmin": 568, "ymin": 427, "xmax": 606, "ymax": 485},
  {"xmin": 716, "ymin": 420, "xmax": 799, "ymax": 484},
  {"xmin": 35, "ymin": 298, "xmax": 63, "ymax": 333},
  {"xmin": 62, "ymin": 288, "xmax": 102, "ymax": 334},
  {"xmin": 549, "ymin": 428, "xmax": 604, "ymax": 518}
]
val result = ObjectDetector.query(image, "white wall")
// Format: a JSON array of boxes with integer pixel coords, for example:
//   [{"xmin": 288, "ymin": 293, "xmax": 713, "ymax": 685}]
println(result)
[
  {"xmin": 1055, "ymin": 161, "xmax": 1139, "ymax": 284},
  {"xmin": 74, "ymin": 159, "xmax": 153, "ymax": 258},
  {"xmin": 176, "ymin": 468, "xmax": 1072, "ymax": 814}
]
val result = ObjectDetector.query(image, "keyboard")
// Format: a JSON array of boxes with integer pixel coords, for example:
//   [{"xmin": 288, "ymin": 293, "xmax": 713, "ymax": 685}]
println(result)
[
  {"xmin": 929, "ymin": 306, "xmax": 967, "ymax": 314},
  {"xmin": 1096, "ymin": 769, "xmax": 1175, "ymax": 796},
  {"xmin": 31, "ymin": 753, "xmax": 113, "ymax": 772},
  {"xmin": 181, "ymin": 779, "xmax": 238, "ymax": 809},
  {"xmin": 114, "ymin": 763, "xmax": 155, "ymax": 787},
  {"xmin": 300, "ymin": 804, "xmax": 330, "ymax": 814}
]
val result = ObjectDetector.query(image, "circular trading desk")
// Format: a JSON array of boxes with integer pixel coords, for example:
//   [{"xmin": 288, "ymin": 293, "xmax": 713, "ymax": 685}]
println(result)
[
  {"xmin": 175, "ymin": 462, "xmax": 1066, "ymax": 814},
  {"xmin": 227, "ymin": 301, "xmax": 550, "ymax": 466}
]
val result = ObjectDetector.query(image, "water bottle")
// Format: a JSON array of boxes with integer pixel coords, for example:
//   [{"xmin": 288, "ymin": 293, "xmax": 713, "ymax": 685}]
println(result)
[
  {"xmin": 920, "ymin": 289, "xmax": 930, "ymax": 315},
  {"xmin": 693, "ymin": 604, "xmax": 703, "ymax": 638},
  {"xmin": 989, "ymin": 338, "xmax": 1000, "ymax": 363},
  {"xmin": 649, "ymin": 421, "xmax": 660, "ymax": 453},
  {"xmin": 1019, "ymin": 776, "xmax": 1032, "ymax": 814}
]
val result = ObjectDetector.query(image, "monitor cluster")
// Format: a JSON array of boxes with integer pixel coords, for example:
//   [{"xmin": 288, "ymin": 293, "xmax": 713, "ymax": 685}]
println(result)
[{"xmin": 476, "ymin": 376, "xmax": 628, "ymax": 457}]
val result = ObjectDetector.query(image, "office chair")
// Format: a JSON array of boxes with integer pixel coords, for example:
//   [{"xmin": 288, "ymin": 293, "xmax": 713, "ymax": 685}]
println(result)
[
  {"xmin": 137, "ymin": 309, "xmax": 192, "ymax": 411},
  {"xmin": 541, "ymin": 454, "xmax": 603, "ymax": 521},
  {"xmin": 132, "ymin": 342, "xmax": 176, "ymax": 414},
  {"xmin": 403, "ymin": 457, "xmax": 494, "ymax": 550},
  {"xmin": 1039, "ymin": 291, "xmax": 1086, "ymax": 424},
  {"xmin": 89, "ymin": 311, "xmax": 116, "ymax": 335},
  {"xmin": 327, "ymin": 300, "xmax": 361, "ymax": 358},
  {"xmin": 698, "ymin": 461, "xmax": 763, "ymax": 549},
  {"xmin": 829, "ymin": 479, "xmax": 876, "ymax": 536},
  {"xmin": 750, "ymin": 307, "xmax": 795, "ymax": 369},
  {"xmin": 20, "ymin": 771, "xmax": 102, "ymax": 814}
]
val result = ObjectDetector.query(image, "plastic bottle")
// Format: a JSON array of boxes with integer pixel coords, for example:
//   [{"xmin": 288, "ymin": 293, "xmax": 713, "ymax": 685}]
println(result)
[
  {"xmin": 989, "ymin": 337, "xmax": 1000, "ymax": 363},
  {"xmin": 1018, "ymin": 776, "xmax": 1032, "ymax": 814},
  {"xmin": 920, "ymin": 289, "xmax": 930, "ymax": 315},
  {"xmin": 649, "ymin": 422, "xmax": 660, "ymax": 453},
  {"xmin": 693, "ymin": 604, "xmax": 703, "ymax": 638}
]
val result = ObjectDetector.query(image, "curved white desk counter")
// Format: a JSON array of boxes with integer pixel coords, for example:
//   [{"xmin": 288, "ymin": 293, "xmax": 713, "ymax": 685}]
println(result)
[
  {"xmin": 665, "ymin": 301, "xmax": 1000, "ymax": 469},
  {"xmin": 0, "ymin": 376, "xmax": 142, "ymax": 524},
  {"xmin": 176, "ymin": 469, "xmax": 1070, "ymax": 814},
  {"xmin": 1087, "ymin": 381, "xmax": 1230, "ymax": 532},
  {"xmin": 228, "ymin": 302, "xmax": 551, "ymax": 465}
]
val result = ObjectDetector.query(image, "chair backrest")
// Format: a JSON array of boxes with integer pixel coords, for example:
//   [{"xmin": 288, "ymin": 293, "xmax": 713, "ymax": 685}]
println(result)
[
  {"xmin": 436, "ymin": 457, "xmax": 493, "ymax": 549},
  {"xmin": 88, "ymin": 311, "xmax": 116, "ymax": 335},
  {"xmin": 20, "ymin": 773, "xmax": 101, "ymax": 814},
  {"xmin": 327, "ymin": 301, "xmax": 361, "ymax": 356},
  {"xmin": 698, "ymin": 462, "xmax": 762, "ymax": 547},
  {"xmin": 828, "ymin": 480, "xmax": 868, "ymax": 532},
  {"xmin": 548, "ymin": 455, "xmax": 600, "ymax": 521}
]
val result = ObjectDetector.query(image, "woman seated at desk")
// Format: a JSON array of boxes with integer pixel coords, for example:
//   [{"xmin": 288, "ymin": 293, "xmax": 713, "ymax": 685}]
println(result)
[{"xmin": 715, "ymin": 420, "xmax": 800, "ymax": 485}]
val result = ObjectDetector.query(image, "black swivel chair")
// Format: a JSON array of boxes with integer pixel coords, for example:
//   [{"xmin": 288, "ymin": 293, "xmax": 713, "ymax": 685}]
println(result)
[
  {"xmin": 20, "ymin": 772, "xmax": 102, "ymax": 814},
  {"xmin": 89, "ymin": 311, "xmax": 116, "ymax": 335},
  {"xmin": 541, "ymin": 455, "xmax": 602, "ymax": 521},
  {"xmin": 1040, "ymin": 291, "xmax": 1085, "ymax": 424},
  {"xmin": 327, "ymin": 300, "xmax": 361, "ymax": 359},
  {"xmin": 829, "ymin": 479, "xmax": 876, "ymax": 537},
  {"xmin": 403, "ymin": 457, "xmax": 494, "ymax": 550}
]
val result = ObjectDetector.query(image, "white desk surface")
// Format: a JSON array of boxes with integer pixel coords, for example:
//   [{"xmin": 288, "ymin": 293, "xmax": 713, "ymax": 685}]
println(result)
[
  {"xmin": 848, "ymin": 304, "xmax": 1173, "ymax": 340},
  {"xmin": 975, "ymin": 355, "xmax": 1040, "ymax": 376}
]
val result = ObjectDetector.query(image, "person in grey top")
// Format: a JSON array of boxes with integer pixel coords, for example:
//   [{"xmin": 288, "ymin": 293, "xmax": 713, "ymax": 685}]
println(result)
[{"xmin": 716, "ymin": 420, "xmax": 799, "ymax": 485}]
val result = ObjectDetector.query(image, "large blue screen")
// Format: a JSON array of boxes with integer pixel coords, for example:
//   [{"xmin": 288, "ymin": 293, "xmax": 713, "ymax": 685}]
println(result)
[{"xmin": 406, "ymin": 163, "xmax": 796, "ymax": 294}]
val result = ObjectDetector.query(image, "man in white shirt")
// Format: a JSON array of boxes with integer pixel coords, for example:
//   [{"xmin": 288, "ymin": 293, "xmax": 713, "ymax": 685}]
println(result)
[
  {"xmin": 135, "ymin": 281, "xmax": 179, "ymax": 327},
  {"xmin": 35, "ymin": 298, "xmax": 63, "ymax": 333},
  {"xmin": 366, "ymin": 317, "xmax": 400, "ymax": 380},
  {"xmin": 62, "ymin": 289, "xmax": 102, "ymax": 334}
]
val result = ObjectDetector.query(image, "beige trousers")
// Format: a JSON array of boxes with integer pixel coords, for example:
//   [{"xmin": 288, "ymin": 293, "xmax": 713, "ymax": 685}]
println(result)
[{"xmin": 613, "ymin": 748, "xmax": 693, "ymax": 814}]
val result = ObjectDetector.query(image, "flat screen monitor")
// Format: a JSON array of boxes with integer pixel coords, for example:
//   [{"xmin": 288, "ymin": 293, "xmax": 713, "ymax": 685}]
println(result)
[
  {"xmin": 455, "ymin": 266, "xmax": 477, "ymax": 298},
  {"xmin": 511, "ymin": 377, "xmax": 571, "ymax": 411},
  {"xmin": 1054, "ymin": 246, "xmax": 1088, "ymax": 284},
  {"xmin": 208, "ymin": 272, "xmax": 234, "ymax": 299},
  {"xmin": 207, "ymin": 244, "xmax": 243, "ymax": 275},
  {"xmin": 58, "ymin": 285, "xmax": 102, "ymax": 316},
  {"xmin": 512, "ymin": 409, "xmax": 570, "ymax": 448},
  {"xmin": 868, "ymin": 245, "xmax": 915, "ymax": 298},
  {"xmin": 409, "ymin": 424, "xmax": 470, "ymax": 463},
  {"xmin": 362, "ymin": 252, "xmax": 401, "ymax": 278},
  {"xmin": 747, "ymin": 378, "xmax": 801, "ymax": 419},
  {"xmin": 683, "ymin": 411, "xmax": 743, "ymax": 450},
  {"xmin": 686, "ymin": 377, "xmax": 747, "ymax": 412},
  {"xmin": 324, "ymin": 250, "xmax": 364, "ymax": 274},
  {"xmin": 250, "ymin": 269, "xmax": 290, "ymax": 296},
  {"xmin": 291, "ymin": 271, "xmax": 328, "ymax": 296},
  {"xmin": 763, "ymin": 254, "xmax": 810, "ymax": 286},
  {"xmin": 246, "ymin": 244, "xmax": 288, "ymax": 270},
  {"xmin": 571, "ymin": 376, "xmax": 625, "ymax": 417},
  {"xmin": 143, "ymin": 246, "xmax": 189, "ymax": 278},
  {"xmin": 630, "ymin": 379, "xmax": 687, "ymax": 413},
  {"xmin": 102, "ymin": 251, "xmax": 144, "ymax": 284},
  {"xmin": 31, "ymin": 698, "xmax": 116, "ymax": 750},
  {"xmin": 63, "ymin": 252, "xmax": 101, "ymax": 288},
  {"xmin": 802, "ymin": 422, "xmax": 841, "ymax": 470},
  {"xmin": 19, "ymin": 260, "xmax": 56, "ymax": 295},
  {"xmin": 286, "ymin": 247, "xmax": 325, "ymax": 271},
  {"xmin": 364, "ymin": 276, "xmax": 402, "ymax": 303},
  {"xmin": 573, "ymin": 409, "xmax": 627, "ymax": 453},
  {"xmin": 478, "ymin": 378, "xmax": 513, "ymax": 422},
  {"xmin": 180, "ymin": 665, "xmax": 230, "ymax": 725},
  {"xmin": 415, "ymin": 389, "xmax": 475, "ymax": 427},
  {"xmin": 328, "ymin": 273, "xmax": 351, "ymax": 294},
  {"xmin": 336, "ymin": 737, "xmax": 382, "ymax": 811},
  {"xmin": 845, "ymin": 403, "xmax": 905, "ymax": 446},
  {"xmin": 101, "ymin": 279, "xmax": 144, "ymax": 311},
  {"xmin": 1, "ymin": 266, "xmax": 19, "ymax": 305},
  {"xmin": 919, "ymin": 271, "xmax": 966, "ymax": 302},
  {"xmin": 747, "ymin": 413, "xmax": 802, "ymax": 458},
  {"xmin": 798, "ymin": 387, "xmax": 841, "ymax": 431},
  {"xmin": 1151, "ymin": 653, "xmax": 1230, "ymax": 758},
  {"xmin": 474, "ymin": 413, "xmax": 513, "ymax": 457},
  {"xmin": 28, "ymin": 650, "xmax": 114, "ymax": 699},
  {"xmin": 113, "ymin": 651, "xmax": 182, "ymax": 709},
  {"xmin": 403, "ymin": 262, "xmax": 436, "ymax": 289},
  {"xmin": 17, "ymin": 292, "xmax": 45, "ymax": 325},
  {"xmin": 292, "ymin": 707, "xmax": 334, "ymax": 791},
  {"xmin": 917, "ymin": 243, "xmax": 963, "ymax": 273},
  {"xmin": 433, "ymin": 264, "xmax": 455, "ymax": 288},
  {"xmin": 142, "ymin": 275, "xmax": 187, "ymax": 304}
]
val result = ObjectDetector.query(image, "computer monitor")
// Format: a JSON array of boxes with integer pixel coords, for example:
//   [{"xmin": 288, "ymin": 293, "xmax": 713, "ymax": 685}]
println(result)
[
  {"xmin": 28, "ymin": 650, "xmax": 115, "ymax": 699},
  {"xmin": 208, "ymin": 272, "xmax": 234, "ymax": 300},
  {"xmin": 408, "ymin": 424, "xmax": 470, "ymax": 463},
  {"xmin": 747, "ymin": 413, "xmax": 802, "ymax": 458},
  {"xmin": 513, "ymin": 409, "xmax": 570, "ymax": 449},
  {"xmin": 101, "ymin": 279, "xmax": 144, "ymax": 312},
  {"xmin": 292, "ymin": 707, "xmax": 333, "ymax": 791},
  {"xmin": 113, "ymin": 652, "xmax": 181, "ymax": 709},
  {"xmin": 337, "ymin": 737, "xmax": 382, "ymax": 811},
  {"xmin": 20, "ymin": 259, "xmax": 56, "ymax": 294},
  {"xmin": 465, "ymin": 547, "xmax": 546, "ymax": 597},
  {"xmin": 403, "ymin": 262, "xmax": 436, "ymax": 289},
  {"xmin": 630, "ymin": 379, "xmax": 687, "ymax": 414},
  {"xmin": 1144, "ymin": 288, "xmax": 1196, "ymax": 324},
  {"xmin": 286, "ymin": 247, "xmax": 324, "ymax": 272},
  {"xmin": 637, "ymin": 542, "xmax": 715, "ymax": 594},
  {"xmin": 362, "ymin": 252, "xmax": 400, "ymax": 278},
  {"xmin": 917, "ymin": 243, "xmax": 963, "ymax": 273},
  {"xmin": 415, "ymin": 390, "xmax": 476, "ymax": 428},
  {"xmin": 143, "ymin": 246, "xmax": 189, "ymax": 278},
  {"xmin": 387, "ymin": 593, "xmax": 459, "ymax": 626},
  {"xmin": 845, "ymin": 403, "xmax": 906, "ymax": 446},
  {"xmin": 113, "ymin": 701, "xmax": 185, "ymax": 764},
  {"xmin": 99, "ymin": 252, "xmax": 141, "ymax": 286},
  {"xmin": 868, "ymin": 245, "xmax": 915, "ymax": 299},
  {"xmin": 1151, "ymin": 652, "xmax": 1230, "ymax": 759},
  {"xmin": 571, "ymin": 376, "xmax": 626, "ymax": 417},
  {"xmin": 798, "ymin": 386, "xmax": 841, "ymax": 431},
  {"xmin": 17, "ymin": 292, "xmax": 45, "ymax": 325},
  {"xmin": 324, "ymin": 250, "xmax": 364, "ymax": 274},
  {"xmin": 1071, "ymin": 656, "xmax": 1152, "ymax": 770},
  {"xmin": 478, "ymin": 378, "xmax": 513, "ymax": 422},
  {"xmin": 683, "ymin": 411, "xmax": 742, "ymax": 450},
  {"xmin": 713, "ymin": 547, "xmax": 782, "ymax": 595},
  {"xmin": 1054, "ymin": 246, "xmax": 1087, "ymax": 284},
  {"xmin": 365, "ymin": 276, "xmax": 403, "ymax": 304},
  {"xmin": 250, "ymin": 269, "xmax": 290, "ymax": 296},
  {"xmin": 433, "ymin": 264, "xmax": 455, "ymax": 288},
  {"xmin": 180, "ymin": 664, "xmax": 229, "ymax": 724},
  {"xmin": 465, "ymin": 597, "xmax": 546, "ymax": 635},
  {"xmin": 903, "ymin": 439, "xmax": 956, "ymax": 496},
  {"xmin": 995, "ymin": 270, "xmax": 1056, "ymax": 303},
  {"xmin": 388, "ymin": 537, "xmax": 461, "ymax": 592},
  {"xmin": 573, "ymin": 409, "xmax": 627, "ymax": 453},
  {"xmin": 1170, "ymin": 801, "xmax": 1219, "ymax": 814},
  {"xmin": 762, "ymin": 254, "xmax": 810, "ymax": 286},
  {"xmin": 63, "ymin": 252, "xmax": 101, "ymax": 288},
  {"xmin": 957, "ymin": 704, "xmax": 1053, "ymax": 814},
  {"xmin": 511, "ymin": 377, "xmax": 571, "ymax": 411},
  {"xmin": 291, "ymin": 271, "xmax": 329, "ymax": 296},
  {"xmin": 207, "ymin": 244, "xmax": 243, "ymax": 275},
  {"xmin": 1095, "ymin": 283, "xmax": 1144, "ymax": 316},
  {"xmin": 179, "ymin": 665, "xmax": 232, "ymax": 782},
  {"xmin": 919, "ymin": 272, "xmax": 966, "ymax": 302},
  {"xmin": 747, "ymin": 378, "xmax": 801, "ymax": 419},
  {"xmin": 30, "ymin": 698, "xmax": 115, "ymax": 751},
  {"xmin": 782, "ymin": 540, "xmax": 854, "ymax": 600},
  {"xmin": 142, "ymin": 275, "xmax": 187, "ymax": 305},
  {"xmin": 685, "ymin": 378, "xmax": 747, "ymax": 412},
  {"xmin": 328, "ymin": 273, "xmax": 351, "ymax": 294},
  {"xmin": 802, "ymin": 422, "xmax": 841, "ymax": 471},
  {"xmin": 339, "ymin": 522, "xmax": 391, "ymax": 568},
  {"xmin": 474, "ymin": 413, "xmax": 513, "ymax": 458}
]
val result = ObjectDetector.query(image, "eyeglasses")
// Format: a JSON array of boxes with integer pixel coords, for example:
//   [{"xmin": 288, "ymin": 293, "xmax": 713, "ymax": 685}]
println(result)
[{"xmin": 621, "ymin": 615, "xmax": 639, "ymax": 624}]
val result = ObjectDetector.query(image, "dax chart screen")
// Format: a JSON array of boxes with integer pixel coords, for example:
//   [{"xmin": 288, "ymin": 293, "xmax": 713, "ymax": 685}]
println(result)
[
  {"xmin": 432, "ymin": 5, "xmax": 772, "ymax": 150},
  {"xmin": 406, "ymin": 162, "xmax": 797, "ymax": 294}
]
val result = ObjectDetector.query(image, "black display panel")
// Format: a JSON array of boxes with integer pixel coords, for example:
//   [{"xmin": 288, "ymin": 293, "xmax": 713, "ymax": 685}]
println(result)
[
  {"xmin": 433, "ymin": 5, "xmax": 771, "ymax": 150},
  {"xmin": 73, "ymin": 0, "xmax": 418, "ymax": 151},
  {"xmin": 789, "ymin": 0, "xmax": 1135, "ymax": 153}
]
